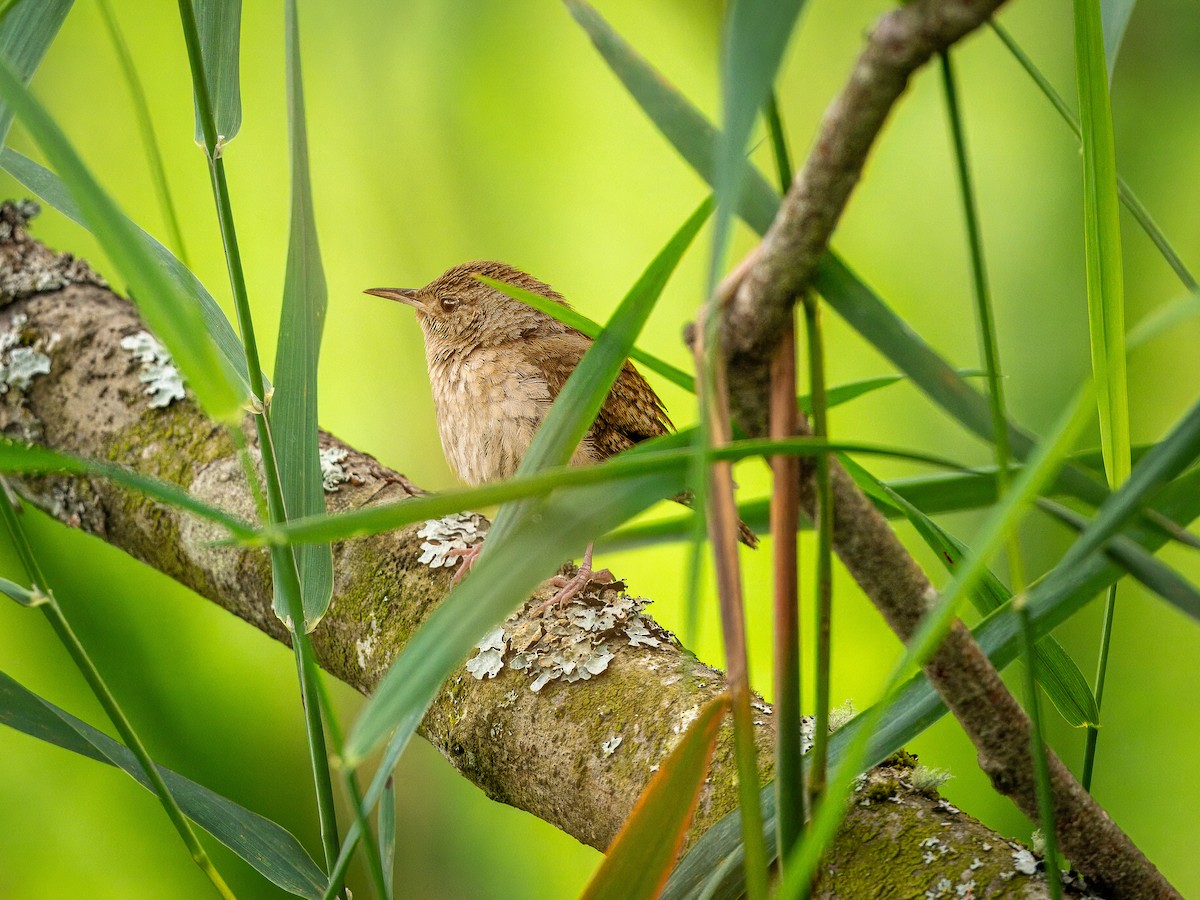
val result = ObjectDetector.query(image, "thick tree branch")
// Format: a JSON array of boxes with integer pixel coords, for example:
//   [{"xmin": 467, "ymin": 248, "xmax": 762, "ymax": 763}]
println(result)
[
  {"xmin": 0, "ymin": 204, "xmax": 1070, "ymax": 896},
  {"xmin": 703, "ymin": 2, "xmax": 1178, "ymax": 898}
]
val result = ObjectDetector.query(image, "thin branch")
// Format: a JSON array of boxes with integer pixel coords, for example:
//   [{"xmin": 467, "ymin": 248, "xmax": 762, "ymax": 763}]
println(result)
[{"xmin": 699, "ymin": 0, "xmax": 1177, "ymax": 894}]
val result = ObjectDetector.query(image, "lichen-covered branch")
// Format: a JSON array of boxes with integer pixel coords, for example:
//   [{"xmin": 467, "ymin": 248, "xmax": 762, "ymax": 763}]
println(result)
[{"xmin": 0, "ymin": 204, "xmax": 1066, "ymax": 895}]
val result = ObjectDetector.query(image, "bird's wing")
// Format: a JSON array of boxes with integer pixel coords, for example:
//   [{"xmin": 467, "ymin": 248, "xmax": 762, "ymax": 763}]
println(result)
[{"xmin": 529, "ymin": 332, "xmax": 673, "ymax": 460}]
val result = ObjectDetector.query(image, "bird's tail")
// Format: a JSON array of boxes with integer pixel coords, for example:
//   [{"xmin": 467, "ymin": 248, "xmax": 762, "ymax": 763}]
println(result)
[{"xmin": 672, "ymin": 491, "xmax": 759, "ymax": 549}]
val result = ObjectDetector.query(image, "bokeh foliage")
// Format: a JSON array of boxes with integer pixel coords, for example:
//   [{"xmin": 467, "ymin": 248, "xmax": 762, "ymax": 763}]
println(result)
[{"xmin": 1, "ymin": 0, "xmax": 1198, "ymax": 897}]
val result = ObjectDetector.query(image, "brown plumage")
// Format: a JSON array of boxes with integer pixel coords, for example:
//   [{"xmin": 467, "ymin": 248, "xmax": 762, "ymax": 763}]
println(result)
[{"xmin": 365, "ymin": 261, "xmax": 757, "ymax": 591}]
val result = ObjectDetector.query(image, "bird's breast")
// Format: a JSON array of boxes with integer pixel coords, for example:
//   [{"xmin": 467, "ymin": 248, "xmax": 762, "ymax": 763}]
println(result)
[{"xmin": 428, "ymin": 349, "xmax": 570, "ymax": 485}]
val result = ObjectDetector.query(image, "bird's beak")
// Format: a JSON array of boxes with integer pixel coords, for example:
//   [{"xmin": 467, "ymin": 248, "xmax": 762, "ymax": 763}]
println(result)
[{"xmin": 363, "ymin": 287, "xmax": 423, "ymax": 310}]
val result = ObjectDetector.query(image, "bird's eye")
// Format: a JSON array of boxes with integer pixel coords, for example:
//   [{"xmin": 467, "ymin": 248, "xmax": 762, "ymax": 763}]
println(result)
[{"xmin": 439, "ymin": 296, "xmax": 459, "ymax": 313}]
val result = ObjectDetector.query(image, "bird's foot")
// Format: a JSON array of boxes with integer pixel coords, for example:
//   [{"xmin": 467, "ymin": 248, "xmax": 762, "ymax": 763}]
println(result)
[
  {"xmin": 446, "ymin": 542, "xmax": 484, "ymax": 585},
  {"xmin": 531, "ymin": 544, "xmax": 613, "ymax": 615}
]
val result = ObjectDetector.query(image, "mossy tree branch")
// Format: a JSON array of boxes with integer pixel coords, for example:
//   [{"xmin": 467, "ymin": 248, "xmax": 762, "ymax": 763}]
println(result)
[{"xmin": 0, "ymin": 204, "xmax": 1070, "ymax": 896}]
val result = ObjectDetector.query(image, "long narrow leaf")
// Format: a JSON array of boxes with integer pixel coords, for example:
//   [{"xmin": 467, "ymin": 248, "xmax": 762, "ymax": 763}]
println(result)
[
  {"xmin": 0, "ymin": 438, "xmax": 253, "ymax": 537},
  {"xmin": 843, "ymin": 454, "xmax": 1098, "ymax": 727},
  {"xmin": 0, "ymin": 0, "xmax": 70, "ymax": 148},
  {"xmin": 989, "ymin": 22, "xmax": 1196, "ymax": 293},
  {"xmin": 190, "ymin": 0, "xmax": 242, "ymax": 148},
  {"xmin": 0, "ymin": 60, "xmax": 246, "ymax": 421},
  {"xmin": 1039, "ymin": 499, "xmax": 1200, "ymax": 622},
  {"xmin": 1100, "ymin": 0, "xmax": 1136, "ymax": 80},
  {"xmin": 665, "ymin": 456, "xmax": 1200, "ymax": 900},
  {"xmin": 493, "ymin": 276, "xmax": 695, "ymax": 392},
  {"xmin": 344, "ymin": 201, "xmax": 711, "ymax": 764},
  {"xmin": 0, "ymin": 147, "xmax": 257, "ymax": 396},
  {"xmin": 1075, "ymin": 0, "xmax": 1130, "ymax": 489},
  {"xmin": 0, "ymin": 669, "xmax": 326, "ymax": 898},
  {"xmin": 270, "ymin": 0, "xmax": 331, "ymax": 630},
  {"xmin": 564, "ymin": 0, "xmax": 1115, "ymax": 515},
  {"xmin": 582, "ymin": 694, "xmax": 731, "ymax": 900},
  {"xmin": 261, "ymin": 435, "xmax": 968, "ymax": 549}
]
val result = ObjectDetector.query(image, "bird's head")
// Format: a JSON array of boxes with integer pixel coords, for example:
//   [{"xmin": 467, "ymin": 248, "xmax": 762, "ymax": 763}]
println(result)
[{"xmin": 365, "ymin": 261, "xmax": 573, "ymax": 354}]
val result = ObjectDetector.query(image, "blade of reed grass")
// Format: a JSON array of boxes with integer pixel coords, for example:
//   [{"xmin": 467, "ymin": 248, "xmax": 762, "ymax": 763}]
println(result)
[
  {"xmin": 1100, "ymin": 0, "xmax": 1137, "ymax": 80},
  {"xmin": 0, "ymin": 0, "xmax": 70, "ymax": 149},
  {"xmin": 96, "ymin": 0, "xmax": 189, "ymax": 264},
  {"xmin": 580, "ymin": 694, "xmax": 731, "ymax": 900},
  {"xmin": 260, "ymin": 436, "xmax": 970, "ymax": 549},
  {"xmin": 989, "ymin": 21, "xmax": 1196, "ymax": 292},
  {"xmin": 0, "ymin": 669, "xmax": 326, "ymax": 898},
  {"xmin": 0, "ymin": 148, "xmax": 258, "ymax": 395},
  {"xmin": 0, "ymin": 438, "xmax": 253, "ymax": 537},
  {"xmin": 271, "ymin": 0, "xmax": 332, "ymax": 630},
  {"xmin": 0, "ymin": 55, "xmax": 246, "ymax": 421},
  {"xmin": 190, "ymin": 0, "xmax": 242, "ymax": 149},
  {"xmin": 707, "ymin": 4, "xmax": 807, "ymax": 891}
]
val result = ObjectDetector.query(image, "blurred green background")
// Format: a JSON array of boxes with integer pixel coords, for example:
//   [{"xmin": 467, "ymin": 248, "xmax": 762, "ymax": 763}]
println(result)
[{"xmin": 2, "ymin": 0, "xmax": 1198, "ymax": 896}]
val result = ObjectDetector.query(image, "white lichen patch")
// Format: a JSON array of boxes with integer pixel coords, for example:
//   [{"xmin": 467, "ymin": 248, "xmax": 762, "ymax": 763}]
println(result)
[
  {"xmin": 464, "ymin": 585, "xmax": 675, "ymax": 693},
  {"xmin": 120, "ymin": 330, "xmax": 185, "ymax": 408},
  {"xmin": 355, "ymin": 613, "xmax": 381, "ymax": 671},
  {"xmin": 827, "ymin": 699, "xmax": 857, "ymax": 731},
  {"xmin": 601, "ymin": 735, "xmax": 623, "ymax": 757},
  {"xmin": 465, "ymin": 626, "xmax": 506, "ymax": 680},
  {"xmin": 0, "ymin": 313, "xmax": 52, "ymax": 395},
  {"xmin": 417, "ymin": 512, "xmax": 488, "ymax": 568},
  {"xmin": 1011, "ymin": 848, "xmax": 1038, "ymax": 876},
  {"xmin": 675, "ymin": 704, "xmax": 700, "ymax": 735},
  {"xmin": 320, "ymin": 447, "xmax": 351, "ymax": 492},
  {"xmin": 910, "ymin": 765, "xmax": 953, "ymax": 795}
]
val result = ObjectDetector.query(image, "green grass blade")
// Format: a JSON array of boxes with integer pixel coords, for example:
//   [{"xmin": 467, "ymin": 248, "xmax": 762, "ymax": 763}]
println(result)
[
  {"xmin": 489, "ymin": 264, "xmax": 698, "ymax": 393},
  {"xmin": 342, "ymin": 466, "xmax": 687, "ymax": 767},
  {"xmin": 96, "ymin": 0, "xmax": 189, "ymax": 265},
  {"xmin": 1056, "ymin": 398, "xmax": 1200, "ymax": 572},
  {"xmin": 0, "ymin": 669, "xmax": 326, "ymax": 898},
  {"xmin": 0, "ymin": 0, "xmax": 70, "ymax": 149},
  {"xmin": 1, "ymin": 147, "xmax": 257, "ymax": 396},
  {"xmin": 665, "ymin": 465, "xmax": 1200, "ymax": 900},
  {"xmin": 599, "ymin": 445, "xmax": 1151, "ymax": 552},
  {"xmin": 379, "ymin": 776, "xmax": 396, "ymax": 900},
  {"xmin": 565, "ymin": 0, "xmax": 1115, "ymax": 516},
  {"xmin": 319, "ymin": 703, "xmax": 423, "ymax": 900},
  {"xmin": 261, "ymin": 436, "xmax": 970, "ymax": 549},
  {"xmin": 1100, "ymin": 0, "xmax": 1137, "ymax": 79},
  {"xmin": 710, "ymin": 0, "xmax": 806, "ymax": 282},
  {"xmin": 190, "ymin": 0, "xmax": 242, "ymax": 149},
  {"xmin": 270, "ymin": 0, "xmax": 331, "ymax": 630},
  {"xmin": 989, "ymin": 22, "xmax": 1197, "ymax": 293},
  {"xmin": 0, "ymin": 57, "xmax": 246, "ymax": 421},
  {"xmin": 0, "ymin": 438, "xmax": 253, "ymax": 537},
  {"xmin": 844, "ymin": 454, "xmax": 1098, "ymax": 727},
  {"xmin": 581, "ymin": 694, "xmax": 731, "ymax": 900},
  {"xmin": 1075, "ymin": 0, "xmax": 1130, "ymax": 490},
  {"xmin": 940, "ymin": 49, "xmax": 1024, "ymax": 590},
  {"xmin": 1039, "ymin": 499, "xmax": 1200, "ymax": 622},
  {"xmin": 344, "ymin": 200, "xmax": 710, "ymax": 764},
  {"xmin": 1128, "ymin": 289, "xmax": 1200, "ymax": 349}
]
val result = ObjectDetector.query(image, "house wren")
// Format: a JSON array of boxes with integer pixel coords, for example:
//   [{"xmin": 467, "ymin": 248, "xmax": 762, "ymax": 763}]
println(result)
[{"xmin": 365, "ymin": 261, "xmax": 756, "ymax": 605}]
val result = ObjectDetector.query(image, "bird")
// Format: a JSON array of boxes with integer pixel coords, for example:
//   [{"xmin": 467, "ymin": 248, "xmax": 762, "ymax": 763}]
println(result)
[{"xmin": 365, "ymin": 260, "xmax": 756, "ymax": 608}]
